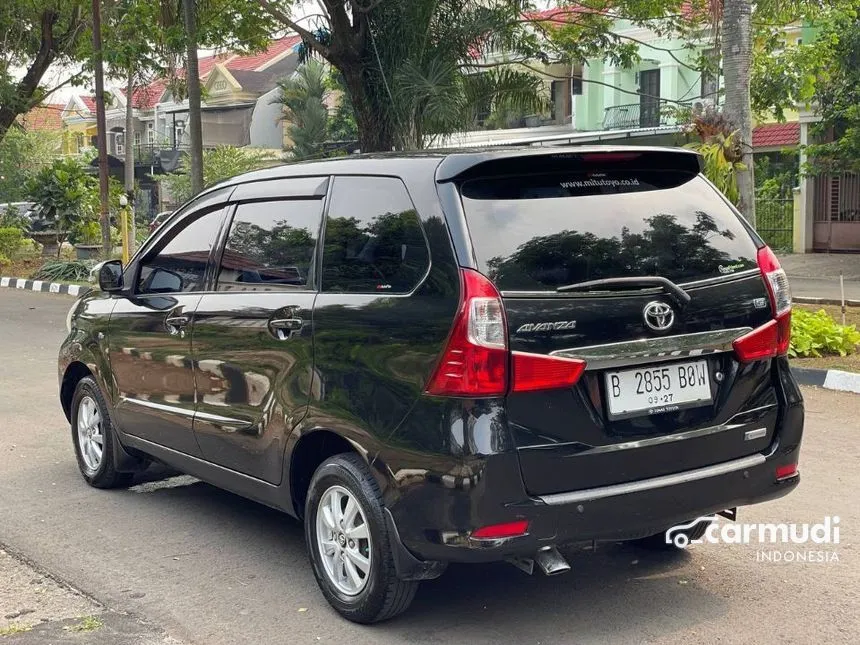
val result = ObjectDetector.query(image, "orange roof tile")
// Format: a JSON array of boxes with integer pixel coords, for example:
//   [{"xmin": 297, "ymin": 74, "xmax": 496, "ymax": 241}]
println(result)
[
  {"xmin": 225, "ymin": 35, "xmax": 301, "ymax": 71},
  {"xmin": 17, "ymin": 103, "xmax": 65, "ymax": 131},
  {"xmin": 752, "ymin": 122, "xmax": 800, "ymax": 148}
]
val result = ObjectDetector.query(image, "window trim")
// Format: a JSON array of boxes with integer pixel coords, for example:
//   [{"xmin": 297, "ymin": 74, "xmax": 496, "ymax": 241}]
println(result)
[
  {"xmin": 318, "ymin": 174, "xmax": 432, "ymax": 296},
  {"xmin": 129, "ymin": 191, "xmax": 234, "ymax": 296},
  {"xmin": 211, "ymin": 195, "xmax": 328, "ymax": 293}
]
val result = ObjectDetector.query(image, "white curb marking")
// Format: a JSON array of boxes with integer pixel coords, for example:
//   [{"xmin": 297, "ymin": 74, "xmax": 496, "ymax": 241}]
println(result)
[{"xmin": 823, "ymin": 370, "xmax": 860, "ymax": 395}]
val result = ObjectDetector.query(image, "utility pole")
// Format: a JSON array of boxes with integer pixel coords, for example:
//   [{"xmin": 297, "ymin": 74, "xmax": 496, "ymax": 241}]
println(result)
[
  {"xmin": 92, "ymin": 0, "xmax": 112, "ymax": 257},
  {"xmin": 182, "ymin": 0, "xmax": 204, "ymax": 195}
]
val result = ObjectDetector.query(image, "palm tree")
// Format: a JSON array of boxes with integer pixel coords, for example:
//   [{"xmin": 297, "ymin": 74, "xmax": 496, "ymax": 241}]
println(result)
[
  {"xmin": 368, "ymin": 0, "xmax": 548, "ymax": 150},
  {"xmin": 266, "ymin": 0, "xmax": 548, "ymax": 152},
  {"xmin": 721, "ymin": 0, "xmax": 756, "ymax": 227},
  {"xmin": 274, "ymin": 60, "xmax": 331, "ymax": 160}
]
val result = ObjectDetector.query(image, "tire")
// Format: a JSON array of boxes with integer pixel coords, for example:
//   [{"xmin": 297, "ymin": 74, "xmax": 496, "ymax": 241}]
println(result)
[
  {"xmin": 631, "ymin": 518, "xmax": 712, "ymax": 551},
  {"xmin": 70, "ymin": 377, "xmax": 133, "ymax": 489},
  {"xmin": 304, "ymin": 453, "xmax": 418, "ymax": 623}
]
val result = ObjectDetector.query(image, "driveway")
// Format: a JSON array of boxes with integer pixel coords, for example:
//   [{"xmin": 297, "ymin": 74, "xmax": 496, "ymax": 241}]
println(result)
[{"xmin": 1, "ymin": 289, "xmax": 857, "ymax": 645}]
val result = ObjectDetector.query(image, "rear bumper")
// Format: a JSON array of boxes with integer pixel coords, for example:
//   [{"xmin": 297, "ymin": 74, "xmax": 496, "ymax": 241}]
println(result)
[
  {"xmin": 393, "ymin": 447, "xmax": 800, "ymax": 564},
  {"xmin": 387, "ymin": 377, "xmax": 803, "ymax": 565},
  {"xmin": 386, "ymin": 358, "xmax": 803, "ymax": 568}
]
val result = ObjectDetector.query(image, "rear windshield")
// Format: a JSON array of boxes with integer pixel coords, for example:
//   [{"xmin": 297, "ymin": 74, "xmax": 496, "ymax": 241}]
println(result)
[{"xmin": 459, "ymin": 171, "xmax": 759, "ymax": 292}]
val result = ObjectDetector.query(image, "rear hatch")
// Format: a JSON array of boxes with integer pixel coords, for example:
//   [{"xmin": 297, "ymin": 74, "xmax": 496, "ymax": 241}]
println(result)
[{"xmin": 456, "ymin": 150, "xmax": 781, "ymax": 496}]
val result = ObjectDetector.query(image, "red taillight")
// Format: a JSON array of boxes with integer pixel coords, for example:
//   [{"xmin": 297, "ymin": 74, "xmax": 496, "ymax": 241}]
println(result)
[
  {"xmin": 471, "ymin": 520, "xmax": 529, "ymax": 539},
  {"xmin": 757, "ymin": 246, "xmax": 791, "ymax": 317},
  {"xmin": 734, "ymin": 246, "xmax": 792, "ymax": 363},
  {"xmin": 426, "ymin": 269, "xmax": 508, "ymax": 397},
  {"xmin": 426, "ymin": 269, "xmax": 589, "ymax": 396},
  {"xmin": 776, "ymin": 463, "xmax": 798, "ymax": 480},
  {"xmin": 733, "ymin": 319, "xmax": 779, "ymax": 361},
  {"xmin": 511, "ymin": 352, "xmax": 586, "ymax": 393}
]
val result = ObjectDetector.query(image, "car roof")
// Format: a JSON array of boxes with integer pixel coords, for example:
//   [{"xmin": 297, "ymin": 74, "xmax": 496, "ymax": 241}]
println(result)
[{"xmin": 210, "ymin": 145, "xmax": 701, "ymax": 192}]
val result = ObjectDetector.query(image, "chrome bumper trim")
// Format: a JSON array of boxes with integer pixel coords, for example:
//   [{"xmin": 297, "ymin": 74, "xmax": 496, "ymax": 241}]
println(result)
[
  {"xmin": 550, "ymin": 327, "xmax": 752, "ymax": 370},
  {"xmin": 537, "ymin": 453, "xmax": 767, "ymax": 505}
]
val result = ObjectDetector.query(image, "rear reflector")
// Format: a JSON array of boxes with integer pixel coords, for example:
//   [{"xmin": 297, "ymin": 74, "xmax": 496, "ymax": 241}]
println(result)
[
  {"xmin": 511, "ymin": 352, "xmax": 587, "ymax": 393},
  {"xmin": 776, "ymin": 464, "xmax": 798, "ymax": 480},
  {"xmin": 471, "ymin": 520, "xmax": 529, "ymax": 539}
]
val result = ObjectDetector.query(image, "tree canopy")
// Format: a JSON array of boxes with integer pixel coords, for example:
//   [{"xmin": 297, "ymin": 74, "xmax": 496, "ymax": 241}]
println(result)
[{"xmin": 0, "ymin": 1, "xmax": 89, "ymax": 141}]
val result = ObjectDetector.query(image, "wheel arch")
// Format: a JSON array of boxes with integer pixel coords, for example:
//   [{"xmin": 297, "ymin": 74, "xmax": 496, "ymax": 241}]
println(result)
[
  {"xmin": 60, "ymin": 361, "xmax": 95, "ymax": 422},
  {"xmin": 287, "ymin": 428, "xmax": 390, "ymax": 519}
]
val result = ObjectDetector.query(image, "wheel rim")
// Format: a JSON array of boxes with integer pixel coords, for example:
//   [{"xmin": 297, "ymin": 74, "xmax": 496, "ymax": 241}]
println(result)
[
  {"xmin": 315, "ymin": 485, "xmax": 372, "ymax": 596},
  {"xmin": 77, "ymin": 396, "xmax": 104, "ymax": 472}
]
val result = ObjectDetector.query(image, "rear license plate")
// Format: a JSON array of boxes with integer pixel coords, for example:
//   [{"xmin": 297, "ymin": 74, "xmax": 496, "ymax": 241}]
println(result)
[{"xmin": 604, "ymin": 360, "xmax": 712, "ymax": 419}]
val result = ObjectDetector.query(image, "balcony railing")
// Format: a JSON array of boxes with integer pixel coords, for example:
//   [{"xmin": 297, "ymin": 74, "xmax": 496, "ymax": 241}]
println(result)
[{"xmin": 602, "ymin": 100, "xmax": 690, "ymax": 131}]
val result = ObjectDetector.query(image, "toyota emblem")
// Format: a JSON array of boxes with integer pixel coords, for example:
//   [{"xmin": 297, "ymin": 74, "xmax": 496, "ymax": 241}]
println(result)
[{"xmin": 643, "ymin": 301, "xmax": 674, "ymax": 332}]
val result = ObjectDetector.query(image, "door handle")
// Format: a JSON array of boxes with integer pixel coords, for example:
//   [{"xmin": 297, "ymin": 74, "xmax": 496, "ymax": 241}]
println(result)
[
  {"xmin": 268, "ymin": 317, "xmax": 303, "ymax": 340},
  {"xmin": 165, "ymin": 313, "xmax": 190, "ymax": 336}
]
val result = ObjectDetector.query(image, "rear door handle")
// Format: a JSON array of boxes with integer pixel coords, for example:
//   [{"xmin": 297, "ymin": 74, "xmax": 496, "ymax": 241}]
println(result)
[
  {"xmin": 269, "ymin": 317, "xmax": 303, "ymax": 340},
  {"xmin": 165, "ymin": 314, "xmax": 190, "ymax": 336}
]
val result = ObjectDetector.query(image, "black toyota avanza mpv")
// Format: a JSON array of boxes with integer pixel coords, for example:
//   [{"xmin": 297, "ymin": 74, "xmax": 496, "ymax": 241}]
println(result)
[{"xmin": 59, "ymin": 147, "xmax": 803, "ymax": 623}]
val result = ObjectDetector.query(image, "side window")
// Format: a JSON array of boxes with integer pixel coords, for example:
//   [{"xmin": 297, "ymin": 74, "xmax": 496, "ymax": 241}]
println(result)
[
  {"xmin": 322, "ymin": 176, "xmax": 429, "ymax": 293},
  {"xmin": 137, "ymin": 207, "xmax": 224, "ymax": 294},
  {"xmin": 216, "ymin": 200, "xmax": 323, "ymax": 291}
]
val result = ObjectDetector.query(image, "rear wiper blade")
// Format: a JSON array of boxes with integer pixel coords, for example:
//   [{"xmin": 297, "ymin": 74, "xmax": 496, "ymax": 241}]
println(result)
[{"xmin": 556, "ymin": 276, "xmax": 691, "ymax": 306}]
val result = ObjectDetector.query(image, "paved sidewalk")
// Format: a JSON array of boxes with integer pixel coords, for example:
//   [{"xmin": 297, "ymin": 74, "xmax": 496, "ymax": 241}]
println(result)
[
  {"xmin": 779, "ymin": 253, "xmax": 860, "ymax": 301},
  {"xmin": 0, "ymin": 548, "xmax": 178, "ymax": 645}
]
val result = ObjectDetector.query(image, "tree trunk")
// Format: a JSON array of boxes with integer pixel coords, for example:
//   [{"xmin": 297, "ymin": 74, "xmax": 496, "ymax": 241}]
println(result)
[
  {"xmin": 721, "ymin": 0, "xmax": 756, "ymax": 228},
  {"xmin": 92, "ymin": 0, "xmax": 112, "ymax": 258},
  {"xmin": 339, "ymin": 65, "xmax": 394, "ymax": 152},
  {"xmin": 125, "ymin": 72, "xmax": 136, "ymax": 253},
  {"xmin": 0, "ymin": 10, "xmax": 59, "ymax": 143},
  {"xmin": 182, "ymin": 0, "xmax": 204, "ymax": 195}
]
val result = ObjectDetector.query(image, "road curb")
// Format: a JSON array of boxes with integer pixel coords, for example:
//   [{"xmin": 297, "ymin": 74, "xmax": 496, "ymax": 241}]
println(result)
[
  {"xmin": 791, "ymin": 365, "xmax": 860, "ymax": 394},
  {"xmin": 793, "ymin": 296, "xmax": 860, "ymax": 307},
  {"xmin": 0, "ymin": 276, "xmax": 90, "ymax": 297}
]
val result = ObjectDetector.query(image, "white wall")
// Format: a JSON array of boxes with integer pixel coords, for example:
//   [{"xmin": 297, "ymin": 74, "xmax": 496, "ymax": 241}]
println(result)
[{"xmin": 249, "ymin": 88, "xmax": 284, "ymax": 149}]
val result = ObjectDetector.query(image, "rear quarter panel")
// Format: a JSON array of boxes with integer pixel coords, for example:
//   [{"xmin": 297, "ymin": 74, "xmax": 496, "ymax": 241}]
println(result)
[{"xmin": 301, "ymin": 167, "xmax": 461, "ymax": 501}]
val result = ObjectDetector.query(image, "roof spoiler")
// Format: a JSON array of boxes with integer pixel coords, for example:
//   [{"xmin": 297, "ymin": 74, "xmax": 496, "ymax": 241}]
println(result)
[{"xmin": 436, "ymin": 147, "xmax": 703, "ymax": 182}]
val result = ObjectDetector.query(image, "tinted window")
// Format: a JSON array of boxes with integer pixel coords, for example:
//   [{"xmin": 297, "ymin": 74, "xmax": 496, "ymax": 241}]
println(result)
[
  {"xmin": 460, "ymin": 172, "xmax": 759, "ymax": 291},
  {"xmin": 322, "ymin": 177, "xmax": 429, "ymax": 293},
  {"xmin": 137, "ymin": 207, "xmax": 225, "ymax": 294},
  {"xmin": 216, "ymin": 200, "xmax": 323, "ymax": 291}
]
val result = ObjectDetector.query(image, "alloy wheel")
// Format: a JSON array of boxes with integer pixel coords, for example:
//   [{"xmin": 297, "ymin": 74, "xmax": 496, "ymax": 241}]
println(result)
[
  {"xmin": 77, "ymin": 395, "xmax": 104, "ymax": 472},
  {"xmin": 315, "ymin": 485, "xmax": 372, "ymax": 596}
]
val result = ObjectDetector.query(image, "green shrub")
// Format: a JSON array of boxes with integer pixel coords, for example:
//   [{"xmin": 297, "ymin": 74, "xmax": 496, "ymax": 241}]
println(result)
[
  {"xmin": 790, "ymin": 308, "xmax": 860, "ymax": 358},
  {"xmin": 33, "ymin": 259, "xmax": 96, "ymax": 282},
  {"xmin": 0, "ymin": 227, "xmax": 25, "ymax": 259},
  {"xmin": 0, "ymin": 205, "xmax": 30, "ymax": 229}
]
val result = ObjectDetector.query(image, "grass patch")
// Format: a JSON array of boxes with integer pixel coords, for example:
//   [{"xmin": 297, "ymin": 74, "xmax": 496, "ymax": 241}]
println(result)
[
  {"xmin": 64, "ymin": 616, "xmax": 103, "ymax": 633},
  {"xmin": 0, "ymin": 623, "xmax": 33, "ymax": 636},
  {"xmin": 792, "ymin": 354, "xmax": 860, "ymax": 373}
]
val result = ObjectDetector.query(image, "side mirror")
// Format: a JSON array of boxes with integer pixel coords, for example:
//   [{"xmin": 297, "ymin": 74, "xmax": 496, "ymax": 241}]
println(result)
[
  {"xmin": 98, "ymin": 260, "xmax": 124, "ymax": 292},
  {"xmin": 146, "ymin": 267, "xmax": 183, "ymax": 293}
]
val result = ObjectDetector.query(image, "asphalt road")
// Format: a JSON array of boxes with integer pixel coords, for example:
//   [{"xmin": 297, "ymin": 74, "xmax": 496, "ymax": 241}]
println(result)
[
  {"xmin": 1, "ymin": 288, "xmax": 858, "ymax": 645},
  {"xmin": 790, "ymin": 277, "xmax": 860, "ymax": 302}
]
